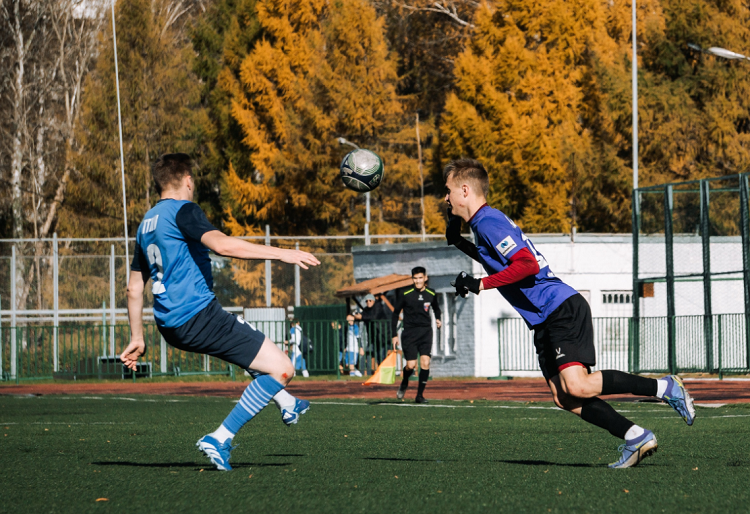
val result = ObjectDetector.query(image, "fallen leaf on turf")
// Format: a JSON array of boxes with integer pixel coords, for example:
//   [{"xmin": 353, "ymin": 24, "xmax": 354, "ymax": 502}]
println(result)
[
  {"xmin": 623, "ymin": 490, "xmax": 629, "ymax": 493},
  {"xmin": 438, "ymin": 491, "xmax": 442, "ymax": 493},
  {"xmin": 199, "ymin": 469, "xmax": 204, "ymax": 472},
  {"xmin": 693, "ymin": 467, "xmax": 698, "ymax": 471},
  {"xmin": 558, "ymin": 492, "xmax": 562, "ymax": 495},
  {"xmin": 248, "ymin": 475, "xmax": 253, "ymax": 479},
  {"xmin": 354, "ymin": 485, "xmax": 357, "ymax": 488},
  {"xmin": 470, "ymin": 400, "xmax": 474, "ymax": 403},
  {"xmin": 344, "ymin": 435, "xmax": 348, "ymax": 437},
  {"xmin": 44, "ymin": 429, "xmax": 48, "ymax": 431},
  {"xmin": 95, "ymin": 498, "xmax": 108, "ymax": 502},
  {"xmin": 395, "ymin": 476, "xmax": 398, "ymax": 479},
  {"xmin": 544, "ymin": 470, "xmax": 548, "ymax": 473}
]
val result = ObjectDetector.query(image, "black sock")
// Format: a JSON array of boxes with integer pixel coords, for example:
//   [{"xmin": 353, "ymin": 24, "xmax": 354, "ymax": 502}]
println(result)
[
  {"xmin": 580, "ymin": 397, "xmax": 634, "ymax": 439},
  {"xmin": 400, "ymin": 367, "xmax": 414, "ymax": 390},
  {"xmin": 600, "ymin": 370, "xmax": 657, "ymax": 397},
  {"xmin": 417, "ymin": 368, "xmax": 430, "ymax": 397}
]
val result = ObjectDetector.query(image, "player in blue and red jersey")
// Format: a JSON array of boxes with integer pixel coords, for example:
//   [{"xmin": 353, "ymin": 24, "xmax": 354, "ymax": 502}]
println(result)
[
  {"xmin": 444, "ymin": 158, "xmax": 696, "ymax": 468},
  {"xmin": 120, "ymin": 153, "xmax": 320, "ymax": 471}
]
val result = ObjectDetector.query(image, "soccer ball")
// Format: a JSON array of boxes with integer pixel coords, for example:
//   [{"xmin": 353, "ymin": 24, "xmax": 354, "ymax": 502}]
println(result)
[{"xmin": 339, "ymin": 149, "xmax": 384, "ymax": 192}]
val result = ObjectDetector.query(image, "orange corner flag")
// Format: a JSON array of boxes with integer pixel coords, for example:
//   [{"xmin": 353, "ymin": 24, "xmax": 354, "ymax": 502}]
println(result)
[{"xmin": 364, "ymin": 351, "xmax": 400, "ymax": 385}]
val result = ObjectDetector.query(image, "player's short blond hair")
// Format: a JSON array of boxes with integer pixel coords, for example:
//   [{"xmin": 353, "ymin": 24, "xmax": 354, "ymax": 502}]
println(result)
[{"xmin": 443, "ymin": 158, "xmax": 489, "ymax": 198}]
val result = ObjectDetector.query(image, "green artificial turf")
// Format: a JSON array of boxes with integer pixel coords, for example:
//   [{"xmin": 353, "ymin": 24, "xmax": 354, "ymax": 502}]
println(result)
[{"xmin": 1, "ymin": 395, "xmax": 748, "ymax": 513}]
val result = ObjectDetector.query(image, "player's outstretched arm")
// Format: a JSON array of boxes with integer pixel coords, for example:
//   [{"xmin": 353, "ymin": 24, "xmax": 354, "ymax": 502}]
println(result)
[
  {"xmin": 446, "ymin": 210, "xmax": 480, "ymax": 262},
  {"xmin": 201, "ymin": 231, "xmax": 321, "ymax": 269},
  {"xmin": 122, "ymin": 270, "xmax": 147, "ymax": 370}
]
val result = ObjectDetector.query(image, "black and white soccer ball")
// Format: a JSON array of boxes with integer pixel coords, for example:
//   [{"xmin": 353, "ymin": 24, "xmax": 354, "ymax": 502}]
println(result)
[{"xmin": 339, "ymin": 148, "xmax": 384, "ymax": 193}]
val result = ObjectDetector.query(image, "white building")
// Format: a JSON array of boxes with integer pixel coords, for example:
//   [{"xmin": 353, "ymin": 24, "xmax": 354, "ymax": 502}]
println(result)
[{"xmin": 352, "ymin": 235, "xmax": 744, "ymax": 377}]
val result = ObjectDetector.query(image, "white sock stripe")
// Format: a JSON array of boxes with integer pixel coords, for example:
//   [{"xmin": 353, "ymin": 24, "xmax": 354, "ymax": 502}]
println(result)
[
  {"xmin": 239, "ymin": 394, "xmax": 264, "ymax": 412},
  {"xmin": 247, "ymin": 386, "xmax": 274, "ymax": 404},
  {"xmin": 243, "ymin": 390, "xmax": 269, "ymax": 411},
  {"xmin": 239, "ymin": 395, "xmax": 263, "ymax": 413},
  {"xmin": 237, "ymin": 400, "xmax": 255, "ymax": 416}
]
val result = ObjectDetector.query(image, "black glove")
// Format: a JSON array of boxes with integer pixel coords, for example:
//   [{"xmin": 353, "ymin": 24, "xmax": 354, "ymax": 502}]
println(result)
[
  {"xmin": 446, "ymin": 208, "xmax": 463, "ymax": 246},
  {"xmin": 451, "ymin": 271, "xmax": 481, "ymax": 298}
]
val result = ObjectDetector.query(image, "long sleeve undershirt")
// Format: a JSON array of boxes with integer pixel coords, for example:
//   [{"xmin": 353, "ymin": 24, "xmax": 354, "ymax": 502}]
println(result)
[{"xmin": 480, "ymin": 247, "xmax": 540, "ymax": 290}]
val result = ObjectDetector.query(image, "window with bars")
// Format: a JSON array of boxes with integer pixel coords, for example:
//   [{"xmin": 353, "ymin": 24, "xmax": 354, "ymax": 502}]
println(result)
[{"xmin": 602, "ymin": 291, "xmax": 632, "ymax": 305}]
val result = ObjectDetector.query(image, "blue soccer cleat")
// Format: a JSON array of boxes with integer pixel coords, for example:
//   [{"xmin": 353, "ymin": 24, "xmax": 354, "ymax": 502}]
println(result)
[
  {"xmin": 662, "ymin": 375, "xmax": 696, "ymax": 426},
  {"xmin": 608, "ymin": 430, "xmax": 658, "ymax": 469},
  {"xmin": 196, "ymin": 435, "xmax": 236, "ymax": 471},
  {"xmin": 281, "ymin": 399, "xmax": 310, "ymax": 426}
]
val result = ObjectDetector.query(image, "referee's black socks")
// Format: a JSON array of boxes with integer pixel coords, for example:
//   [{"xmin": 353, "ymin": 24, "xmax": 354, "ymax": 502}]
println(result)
[
  {"xmin": 400, "ymin": 367, "xmax": 414, "ymax": 390},
  {"xmin": 417, "ymin": 368, "xmax": 430, "ymax": 397},
  {"xmin": 600, "ymin": 370, "xmax": 658, "ymax": 397}
]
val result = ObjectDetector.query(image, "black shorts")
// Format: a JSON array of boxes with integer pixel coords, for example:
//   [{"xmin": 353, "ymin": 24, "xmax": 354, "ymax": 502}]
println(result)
[
  {"xmin": 400, "ymin": 326, "xmax": 433, "ymax": 360},
  {"xmin": 159, "ymin": 299, "xmax": 266, "ymax": 369},
  {"xmin": 533, "ymin": 294, "xmax": 595, "ymax": 380}
]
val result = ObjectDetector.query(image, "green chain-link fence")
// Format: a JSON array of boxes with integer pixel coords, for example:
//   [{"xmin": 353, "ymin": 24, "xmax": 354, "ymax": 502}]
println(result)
[{"xmin": 632, "ymin": 172, "xmax": 750, "ymax": 374}]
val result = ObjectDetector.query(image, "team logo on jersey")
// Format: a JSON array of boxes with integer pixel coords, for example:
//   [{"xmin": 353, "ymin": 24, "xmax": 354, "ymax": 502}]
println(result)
[
  {"xmin": 423, "ymin": 302, "xmax": 431, "ymax": 312},
  {"xmin": 555, "ymin": 348, "xmax": 566, "ymax": 359},
  {"xmin": 497, "ymin": 235, "xmax": 517, "ymax": 257}
]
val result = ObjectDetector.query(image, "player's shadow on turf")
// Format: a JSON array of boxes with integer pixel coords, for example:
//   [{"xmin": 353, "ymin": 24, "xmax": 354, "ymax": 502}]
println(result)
[
  {"xmin": 494, "ymin": 459, "xmax": 599, "ymax": 468},
  {"xmin": 363, "ymin": 457, "xmax": 456, "ymax": 463},
  {"xmin": 92, "ymin": 461, "xmax": 292, "ymax": 468}
]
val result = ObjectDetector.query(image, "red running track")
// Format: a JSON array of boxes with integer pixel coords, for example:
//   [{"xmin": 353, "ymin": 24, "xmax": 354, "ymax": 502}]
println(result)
[{"xmin": 0, "ymin": 378, "xmax": 747, "ymax": 404}]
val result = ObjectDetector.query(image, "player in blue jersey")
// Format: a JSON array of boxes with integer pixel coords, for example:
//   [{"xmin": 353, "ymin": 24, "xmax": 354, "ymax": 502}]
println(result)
[
  {"xmin": 120, "ymin": 153, "xmax": 320, "ymax": 471},
  {"xmin": 443, "ymin": 158, "xmax": 696, "ymax": 468}
]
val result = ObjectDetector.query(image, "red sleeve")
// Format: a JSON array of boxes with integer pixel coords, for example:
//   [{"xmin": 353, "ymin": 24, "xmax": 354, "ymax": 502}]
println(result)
[{"xmin": 481, "ymin": 247, "xmax": 540, "ymax": 290}]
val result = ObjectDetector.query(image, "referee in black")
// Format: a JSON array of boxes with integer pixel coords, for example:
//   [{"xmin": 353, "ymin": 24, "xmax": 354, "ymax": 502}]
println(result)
[{"xmin": 391, "ymin": 266, "xmax": 442, "ymax": 403}]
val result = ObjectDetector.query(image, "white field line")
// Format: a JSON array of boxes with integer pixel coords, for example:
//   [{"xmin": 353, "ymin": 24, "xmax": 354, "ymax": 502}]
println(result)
[
  {"xmin": 11, "ymin": 395, "xmax": 185, "ymax": 403},
  {"xmin": 0, "ymin": 422, "xmax": 136, "ymax": 425}
]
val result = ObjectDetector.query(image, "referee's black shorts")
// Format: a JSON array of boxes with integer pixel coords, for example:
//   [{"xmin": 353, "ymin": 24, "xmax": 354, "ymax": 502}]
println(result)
[
  {"xmin": 159, "ymin": 298, "xmax": 266, "ymax": 369},
  {"xmin": 533, "ymin": 294, "xmax": 596, "ymax": 380},
  {"xmin": 400, "ymin": 326, "xmax": 433, "ymax": 360}
]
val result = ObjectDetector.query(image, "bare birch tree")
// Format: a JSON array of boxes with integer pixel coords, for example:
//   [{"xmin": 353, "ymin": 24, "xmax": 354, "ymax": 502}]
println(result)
[{"xmin": 0, "ymin": 0, "xmax": 104, "ymax": 313}]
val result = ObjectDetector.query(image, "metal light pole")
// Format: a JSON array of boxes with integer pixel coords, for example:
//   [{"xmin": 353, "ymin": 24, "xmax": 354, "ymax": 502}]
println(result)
[
  {"xmin": 338, "ymin": 137, "xmax": 370, "ymax": 245},
  {"xmin": 111, "ymin": 0, "xmax": 129, "ymax": 284},
  {"xmin": 632, "ymin": 0, "xmax": 638, "ymax": 191}
]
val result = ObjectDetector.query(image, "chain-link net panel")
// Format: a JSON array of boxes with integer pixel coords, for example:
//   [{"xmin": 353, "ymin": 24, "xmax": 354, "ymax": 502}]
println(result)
[{"xmin": 708, "ymin": 177, "xmax": 745, "ymax": 315}]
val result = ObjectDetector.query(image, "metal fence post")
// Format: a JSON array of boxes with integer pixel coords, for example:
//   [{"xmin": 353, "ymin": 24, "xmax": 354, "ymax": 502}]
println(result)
[
  {"xmin": 53, "ymin": 233, "xmax": 59, "ymax": 372},
  {"xmin": 160, "ymin": 335, "xmax": 167, "ymax": 374},
  {"xmin": 700, "ymin": 179, "xmax": 714, "ymax": 371},
  {"xmin": 10, "ymin": 245, "xmax": 17, "ymax": 381},
  {"xmin": 265, "ymin": 225, "xmax": 271, "ymax": 307},
  {"xmin": 631, "ymin": 189, "xmax": 640, "ymax": 373},
  {"xmin": 110, "ymin": 245, "xmax": 116, "ymax": 356},
  {"xmin": 739, "ymin": 174, "xmax": 750, "ymax": 370},
  {"xmin": 294, "ymin": 242, "xmax": 300, "ymax": 307},
  {"xmin": 102, "ymin": 301, "xmax": 107, "ymax": 357},
  {"xmin": 664, "ymin": 185, "xmax": 676, "ymax": 374}
]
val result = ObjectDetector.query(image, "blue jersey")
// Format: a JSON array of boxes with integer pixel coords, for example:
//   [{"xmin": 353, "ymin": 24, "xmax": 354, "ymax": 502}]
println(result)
[
  {"xmin": 470, "ymin": 205, "xmax": 577, "ymax": 327},
  {"xmin": 132, "ymin": 199, "xmax": 217, "ymax": 328}
]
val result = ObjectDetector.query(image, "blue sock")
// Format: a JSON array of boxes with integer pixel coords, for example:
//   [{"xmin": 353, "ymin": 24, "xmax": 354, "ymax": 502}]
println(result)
[
  {"xmin": 222, "ymin": 375, "xmax": 285, "ymax": 434},
  {"xmin": 244, "ymin": 370, "xmax": 296, "ymax": 411}
]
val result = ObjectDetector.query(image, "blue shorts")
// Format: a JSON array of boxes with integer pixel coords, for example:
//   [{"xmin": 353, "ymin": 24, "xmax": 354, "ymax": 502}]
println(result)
[{"xmin": 159, "ymin": 299, "xmax": 265, "ymax": 369}]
